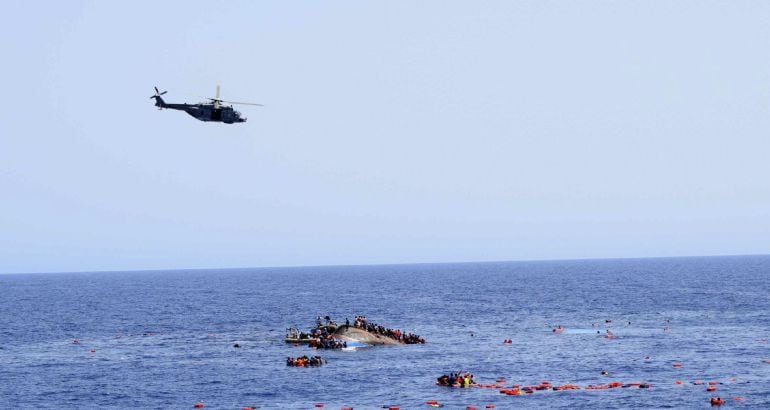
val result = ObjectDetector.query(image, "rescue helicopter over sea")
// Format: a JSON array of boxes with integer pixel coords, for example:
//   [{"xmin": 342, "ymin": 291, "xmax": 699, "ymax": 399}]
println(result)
[{"xmin": 150, "ymin": 85, "xmax": 262, "ymax": 124}]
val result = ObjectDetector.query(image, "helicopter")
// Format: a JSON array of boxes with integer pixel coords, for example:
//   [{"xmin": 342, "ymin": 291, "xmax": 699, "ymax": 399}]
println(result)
[{"xmin": 150, "ymin": 85, "xmax": 262, "ymax": 124}]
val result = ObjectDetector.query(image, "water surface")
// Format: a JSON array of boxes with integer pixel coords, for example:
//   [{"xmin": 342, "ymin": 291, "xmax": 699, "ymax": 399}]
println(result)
[{"xmin": 1, "ymin": 256, "xmax": 769, "ymax": 408}]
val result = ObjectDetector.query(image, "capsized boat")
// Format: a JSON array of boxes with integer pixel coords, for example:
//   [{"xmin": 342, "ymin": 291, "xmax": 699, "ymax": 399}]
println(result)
[{"xmin": 332, "ymin": 325, "xmax": 400, "ymax": 345}]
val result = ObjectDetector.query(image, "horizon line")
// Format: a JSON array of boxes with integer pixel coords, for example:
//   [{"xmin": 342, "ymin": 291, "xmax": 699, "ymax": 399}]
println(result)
[{"xmin": 2, "ymin": 252, "xmax": 768, "ymax": 276}]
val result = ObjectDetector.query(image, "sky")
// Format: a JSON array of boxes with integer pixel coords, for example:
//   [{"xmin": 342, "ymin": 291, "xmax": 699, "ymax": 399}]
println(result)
[{"xmin": 1, "ymin": 1, "xmax": 769, "ymax": 274}]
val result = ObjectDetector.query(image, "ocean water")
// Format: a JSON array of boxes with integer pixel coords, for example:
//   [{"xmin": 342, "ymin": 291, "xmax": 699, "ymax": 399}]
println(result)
[{"xmin": 1, "ymin": 256, "xmax": 769, "ymax": 409}]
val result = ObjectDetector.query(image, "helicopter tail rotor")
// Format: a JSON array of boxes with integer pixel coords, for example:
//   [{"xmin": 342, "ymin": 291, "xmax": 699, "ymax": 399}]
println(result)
[
  {"xmin": 150, "ymin": 86, "xmax": 168, "ymax": 109},
  {"xmin": 151, "ymin": 87, "xmax": 167, "ymax": 97}
]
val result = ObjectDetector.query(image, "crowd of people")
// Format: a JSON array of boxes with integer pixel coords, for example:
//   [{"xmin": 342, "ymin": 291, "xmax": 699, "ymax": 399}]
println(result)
[
  {"xmin": 286, "ymin": 355, "xmax": 325, "ymax": 367},
  {"xmin": 286, "ymin": 315, "xmax": 349, "ymax": 349},
  {"xmin": 286, "ymin": 316, "xmax": 338, "ymax": 341},
  {"xmin": 437, "ymin": 372, "xmax": 477, "ymax": 387},
  {"xmin": 310, "ymin": 337, "xmax": 347, "ymax": 349},
  {"xmin": 351, "ymin": 315, "xmax": 426, "ymax": 344}
]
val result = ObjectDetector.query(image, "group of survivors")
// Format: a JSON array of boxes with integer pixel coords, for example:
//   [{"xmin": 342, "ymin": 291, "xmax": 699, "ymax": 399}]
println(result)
[
  {"xmin": 286, "ymin": 355, "xmax": 325, "ymax": 367},
  {"xmin": 350, "ymin": 315, "xmax": 426, "ymax": 344},
  {"xmin": 437, "ymin": 371, "xmax": 477, "ymax": 387},
  {"xmin": 310, "ymin": 318, "xmax": 348, "ymax": 349},
  {"xmin": 310, "ymin": 338, "xmax": 347, "ymax": 349}
]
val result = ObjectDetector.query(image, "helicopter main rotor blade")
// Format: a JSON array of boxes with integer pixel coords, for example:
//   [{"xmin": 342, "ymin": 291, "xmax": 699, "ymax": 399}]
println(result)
[
  {"xmin": 220, "ymin": 100, "xmax": 264, "ymax": 106},
  {"xmin": 197, "ymin": 86, "xmax": 261, "ymax": 107}
]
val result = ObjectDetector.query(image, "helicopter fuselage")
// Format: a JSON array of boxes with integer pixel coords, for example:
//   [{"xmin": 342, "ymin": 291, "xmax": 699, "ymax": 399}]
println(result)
[{"xmin": 160, "ymin": 102, "xmax": 245, "ymax": 123}]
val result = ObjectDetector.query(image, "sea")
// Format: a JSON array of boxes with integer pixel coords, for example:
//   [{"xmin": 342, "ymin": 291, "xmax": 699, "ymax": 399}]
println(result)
[{"xmin": 1, "ymin": 255, "xmax": 769, "ymax": 409}]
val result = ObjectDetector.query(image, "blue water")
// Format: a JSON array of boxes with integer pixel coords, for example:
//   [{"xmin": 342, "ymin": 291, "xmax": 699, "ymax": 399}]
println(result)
[{"xmin": 2, "ymin": 256, "xmax": 769, "ymax": 409}]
